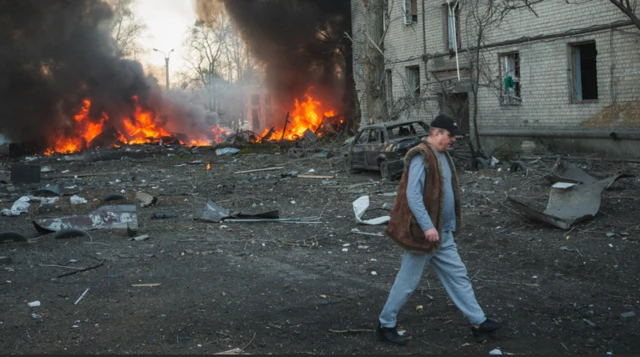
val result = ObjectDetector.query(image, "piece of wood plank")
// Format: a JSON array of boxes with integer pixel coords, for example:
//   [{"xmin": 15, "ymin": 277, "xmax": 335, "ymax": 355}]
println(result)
[
  {"xmin": 234, "ymin": 167, "xmax": 284, "ymax": 174},
  {"xmin": 131, "ymin": 283, "xmax": 161, "ymax": 287},
  {"xmin": 296, "ymin": 175, "xmax": 336, "ymax": 179}
]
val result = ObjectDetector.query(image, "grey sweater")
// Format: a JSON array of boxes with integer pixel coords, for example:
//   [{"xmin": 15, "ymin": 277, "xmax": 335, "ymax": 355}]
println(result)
[{"xmin": 406, "ymin": 152, "xmax": 456, "ymax": 232}]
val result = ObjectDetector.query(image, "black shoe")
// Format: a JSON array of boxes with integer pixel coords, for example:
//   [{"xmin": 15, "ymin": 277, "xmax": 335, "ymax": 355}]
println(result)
[
  {"xmin": 377, "ymin": 323, "xmax": 407, "ymax": 346},
  {"xmin": 471, "ymin": 318, "xmax": 503, "ymax": 343}
]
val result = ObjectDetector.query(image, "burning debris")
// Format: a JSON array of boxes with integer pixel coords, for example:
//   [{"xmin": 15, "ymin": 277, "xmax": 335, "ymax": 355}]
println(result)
[{"xmin": 0, "ymin": 1, "xmax": 230, "ymax": 156}]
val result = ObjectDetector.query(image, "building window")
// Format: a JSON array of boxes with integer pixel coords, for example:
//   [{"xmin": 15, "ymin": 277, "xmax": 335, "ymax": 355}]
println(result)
[
  {"xmin": 443, "ymin": 2, "xmax": 460, "ymax": 50},
  {"xmin": 499, "ymin": 52, "xmax": 521, "ymax": 105},
  {"xmin": 385, "ymin": 69, "xmax": 393, "ymax": 110},
  {"xmin": 570, "ymin": 42, "xmax": 598, "ymax": 102},
  {"xmin": 406, "ymin": 66, "xmax": 420, "ymax": 98},
  {"xmin": 251, "ymin": 94, "xmax": 260, "ymax": 106},
  {"xmin": 403, "ymin": 0, "xmax": 418, "ymax": 25}
]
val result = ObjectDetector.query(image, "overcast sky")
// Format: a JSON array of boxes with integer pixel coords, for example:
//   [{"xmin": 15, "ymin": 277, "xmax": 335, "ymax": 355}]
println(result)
[{"xmin": 133, "ymin": 0, "xmax": 197, "ymax": 80}]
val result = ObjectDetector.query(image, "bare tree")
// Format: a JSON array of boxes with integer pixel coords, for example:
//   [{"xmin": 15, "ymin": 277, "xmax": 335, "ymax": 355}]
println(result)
[
  {"xmin": 182, "ymin": 18, "xmax": 229, "ymax": 113},
  {"xmin": 109, "ymin": 0, "xmax": 147, "ymax": 59},
  {"xmin": 456, "ymin": 0, "xmax": 543, "ymax": 158},
  {"xmin": 362, "ymin": 0, "xmax": 389, "ymax": 124},
  {"xmin": 569, "ymin": 0, "xmax": 640, "ymax": 30}
]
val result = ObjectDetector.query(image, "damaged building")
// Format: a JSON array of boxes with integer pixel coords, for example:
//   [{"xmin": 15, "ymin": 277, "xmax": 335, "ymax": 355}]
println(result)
[{"xmin": 350, "ymin": 1, "xmax": 640, "ymax": 157}]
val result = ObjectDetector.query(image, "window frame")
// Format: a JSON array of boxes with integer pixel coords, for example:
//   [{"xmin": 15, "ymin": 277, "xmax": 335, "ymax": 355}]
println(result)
[
  {"xmin": 405, "ymin": 65, "xmax": 420, "ymax": 99},
  {"xmin": 498, "ymin": 51, "xmax": 522, "ymax": 106},
  {"xmin": 569, "ymin": 41, "xmax": 599, "ymax": 104},
  {"xmin": 442, "ymin": 2, "xmax": 461, "ymax": 51},
  {"xmin": 403, "ymin": 0, "xmax": 418, "ymax": 25}
]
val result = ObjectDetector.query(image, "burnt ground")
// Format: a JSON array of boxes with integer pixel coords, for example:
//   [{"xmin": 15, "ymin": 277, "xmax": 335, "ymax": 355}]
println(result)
[{"xmin": 1, "ymin": 139, "xmax": 639, "ymax": 355}]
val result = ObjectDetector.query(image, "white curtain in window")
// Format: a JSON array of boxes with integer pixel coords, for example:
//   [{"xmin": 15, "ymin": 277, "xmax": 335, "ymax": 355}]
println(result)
[{"xmin": 447, "ymin": 4, "xmax": 456, "ymax": 49}]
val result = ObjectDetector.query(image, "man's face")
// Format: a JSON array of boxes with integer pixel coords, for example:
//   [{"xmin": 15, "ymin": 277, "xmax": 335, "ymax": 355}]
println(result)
[{"xmin": 432, "ymin": 129, "xmax": 456, "ymax": 152}]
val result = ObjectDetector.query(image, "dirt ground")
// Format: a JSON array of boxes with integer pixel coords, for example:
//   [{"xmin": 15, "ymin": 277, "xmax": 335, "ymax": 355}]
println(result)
[{"xmin": 1, "ymin": 139, "xmax": 639, "ymax": 355}]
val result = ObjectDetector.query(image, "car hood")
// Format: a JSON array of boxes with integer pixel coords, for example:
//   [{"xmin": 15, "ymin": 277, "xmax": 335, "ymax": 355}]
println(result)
[{"xmin": 389, "ymin": 136, "xmax": 423, "ymax": 150}]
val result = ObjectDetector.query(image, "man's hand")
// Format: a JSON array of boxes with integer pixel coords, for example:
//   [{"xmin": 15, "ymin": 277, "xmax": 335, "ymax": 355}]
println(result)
[{"xmin": 424, "ymin": 228, "xmax": 440, "ymax": 242}]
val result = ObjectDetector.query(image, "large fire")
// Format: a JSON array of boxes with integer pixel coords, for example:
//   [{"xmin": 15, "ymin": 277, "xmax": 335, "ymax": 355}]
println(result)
[
  {"xmin": 44, "ymin": 96, "xmax": 227, "ymax": 155},
  {"xmin": 261, "ymin": 93, "xmax": 339, "ymax": 141}
]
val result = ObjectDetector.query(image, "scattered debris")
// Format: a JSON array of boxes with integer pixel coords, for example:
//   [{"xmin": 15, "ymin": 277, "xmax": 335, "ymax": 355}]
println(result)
[
  {"xmin": 70, "ymin": 195, "xmax": 88, "ymax": 205},
  {"xmin": 103, "ymin": 193, "xmax": 125, "ymax": 202},
  {"xmin": 0, "ymin": 256, "xmax": 11, "ymax": 265},
  {"xmin": 353, "ymin": 196, "xmax": 390, "ymax": 225},
  {"xmin": 235, "ymin": 166, "xmax": 285, "ymax": 174},
  {"xmin": 27, "ymin": 301, "xmax": 41, "ymax": 308},
  {"xmin": 509, "ymin": 173, "xmax": 631, "ymax": 230},
  {"xmin": 1, "ymin": 196, "xmax": 30, "ymax": 216},
  {"xmin": 216, "ymin": 147, "xmax": 240, "ymax": 156},
  {"xmin": 416, "ymin": 305, "xmax": 424, "ymax": 312},
  {"xmin": 297, "ymin": 175, "xmax": 335, "ymax": 179},
  {"xmin": 131, "ymin": 283, "xmax": 161, "ymax": 287},
  {"xmin": 620, "ymin": 311, "xmax": 636, "ymax": 318},
  {"xmin": 56, "ymin": 260, "xmax": 105, "ymax": 279},
  {"xmin": 53, "ymin": 228, "xmax": 90, "ymax": 240},
  {"xmin": 382, "ymin": 203, "xmax": 393, "ymax": 211},
  {"xmin": 350, "ymin": 228, "xmax": 384, "ymax": 237},
  {"xmin": 11, "ymin": 164, "xmax": 41, "ymax": 184},
  {"xmin": 33, "ymin": 185, "xmax": 61, "ymax": 197},
  {"xmin": 280, "ymin": 171, "xmax": 299, "ymax": 178},
  {"xmin": 489, "ymin": 347, "xmax": 503, "ymax": 355},
  {"xmin": 131, "ymin": 234, "xmax": 150, "ymax": 241},
  {"xmin": 559, "ymin": 246, "xmax": 583, "ymax": 257},
  {"xmin": 0, "ymin": 231, "xmax": 28, "ymax": 243},
  {"xmin": 136, "ymin": 191, "xmax": 158, "ymax": 207},
  {"xmin": 33, "ymin": 205, "xmax": 138, "ymax": 233},
  {"xmin": 151, "ymin": 212, "xmax": 177, "ymax": 219},
  {"xmin": 583, "ymin": 318, "xmax": 598, "ymax": 328},
  {"xmin": 74, "ymin": 288, "xmax": 90, "ymax": 305},
  {"xmin": 214, "ymin": 347, "xmax": 247, "ymax": 355}
]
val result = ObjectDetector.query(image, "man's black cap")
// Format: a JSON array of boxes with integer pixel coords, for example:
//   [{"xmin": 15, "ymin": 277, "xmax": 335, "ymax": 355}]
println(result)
[{"xmin": 430, "ymin": 114, "xmax": 459, "ymax": 135}]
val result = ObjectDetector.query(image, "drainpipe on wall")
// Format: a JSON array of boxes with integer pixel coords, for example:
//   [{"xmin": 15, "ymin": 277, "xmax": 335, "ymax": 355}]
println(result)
[{"xmin": 447, "ymin": 0, "xmax": 461, "ymax": 81}]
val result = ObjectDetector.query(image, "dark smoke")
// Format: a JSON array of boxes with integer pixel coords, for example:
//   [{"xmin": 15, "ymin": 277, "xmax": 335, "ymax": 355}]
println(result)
[
  {"xmin": 0, "ymin": 0, "xmax": 149, "ymax": 148},
  {"xmin": 0, "ymin": 0, "xmax": 215, "ymax": 151},
  {"xmin": 203, "ymin": 0, "xmax": 352, "ymax": 115}
]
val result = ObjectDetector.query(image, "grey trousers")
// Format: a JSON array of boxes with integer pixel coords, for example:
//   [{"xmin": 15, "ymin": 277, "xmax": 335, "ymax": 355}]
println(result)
[{"xmin": 379, "ymin": 231, "xmax": 486, "ymax": 327}]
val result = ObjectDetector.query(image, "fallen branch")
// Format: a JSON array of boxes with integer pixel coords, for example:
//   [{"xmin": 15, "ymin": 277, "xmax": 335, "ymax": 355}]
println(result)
[{"xmin": 56, "ymin": 260, "xmax": 105, "ymax": 278}]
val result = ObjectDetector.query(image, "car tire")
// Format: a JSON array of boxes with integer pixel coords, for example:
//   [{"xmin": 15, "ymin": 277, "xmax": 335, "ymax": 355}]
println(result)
[
  {"xmin": 379, "ymin": 160, "xmax": 391, "ymax": 180},
  {"xmin": 344, "ymin": 155, "xmax": 358, "ymax": 174}
]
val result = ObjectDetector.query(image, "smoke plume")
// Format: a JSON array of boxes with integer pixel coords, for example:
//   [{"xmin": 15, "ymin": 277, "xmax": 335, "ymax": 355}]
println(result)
[
  {"xmin": 0, "ymin": 0, "xmax": 215, "ymax": 151},
  {"xmin": 197, "ymin": 0, "xmax": 352, "ymax": 115}
]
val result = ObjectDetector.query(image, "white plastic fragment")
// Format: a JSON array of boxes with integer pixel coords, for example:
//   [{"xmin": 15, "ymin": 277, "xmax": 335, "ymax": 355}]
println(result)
[
  {"xmin": 489, "ymin": 347, "xmax": 503, "ymax": 355},
  {"xmin": 70, "ymin": 195, "xmax": 88, "ymax": 205},
  {"xmin": 27, "ymin": 301, "xmax": 41, "ymax": 308}
]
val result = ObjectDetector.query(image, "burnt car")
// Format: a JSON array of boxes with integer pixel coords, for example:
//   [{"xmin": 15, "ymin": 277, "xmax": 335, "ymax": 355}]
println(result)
[{"xmin": 342, "ymin": 120, "xmax": 429, "ymax": 180}]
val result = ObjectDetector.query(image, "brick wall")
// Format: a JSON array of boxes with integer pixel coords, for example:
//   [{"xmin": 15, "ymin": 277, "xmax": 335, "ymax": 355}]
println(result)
[{"xmin": 351, "ymin": 0, "xmax": 640, "ymax": 155}]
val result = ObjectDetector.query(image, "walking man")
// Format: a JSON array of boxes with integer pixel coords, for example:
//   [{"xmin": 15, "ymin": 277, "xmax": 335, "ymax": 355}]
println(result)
[{"xmin": 377, "ymin": 114, "xmax": 502, "ymax": 345}]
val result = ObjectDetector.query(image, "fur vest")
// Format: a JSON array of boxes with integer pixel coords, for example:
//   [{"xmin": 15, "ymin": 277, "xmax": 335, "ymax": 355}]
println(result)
[{"xmin": 384, "ymin": 140, "xmax": 461, "ymax": 254}]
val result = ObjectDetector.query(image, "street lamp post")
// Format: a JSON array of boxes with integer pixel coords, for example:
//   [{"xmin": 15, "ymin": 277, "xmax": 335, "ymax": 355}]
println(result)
[{"xmin": 153, "ymin": 48, "xmax": 174, "ymax": 90}]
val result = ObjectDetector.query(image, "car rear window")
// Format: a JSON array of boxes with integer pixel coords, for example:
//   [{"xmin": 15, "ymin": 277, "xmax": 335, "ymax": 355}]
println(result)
[{"xmin": 387, "ymin": 122, "xmax": 428, "ymax": 139}]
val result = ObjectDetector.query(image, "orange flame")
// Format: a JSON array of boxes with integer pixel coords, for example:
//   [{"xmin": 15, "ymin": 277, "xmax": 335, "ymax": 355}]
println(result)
[
  {"xmin": 206, "ymin": 162, "xmax": 211, "ymax": 170},
  {"xmin": 117, "ymin": 96, "xmax": 170, "ymax": 145},
  {"xmin": 262, "ymin": 92, "xmax": 337, "ymax": 141},
  {"xmin": 47, "ymin": 99, "xmax": 106, "ymax": 154}
]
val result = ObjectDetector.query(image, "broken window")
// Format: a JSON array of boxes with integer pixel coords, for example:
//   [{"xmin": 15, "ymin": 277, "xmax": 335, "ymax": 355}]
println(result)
[
  {"xmin": 406, "ymin": 66, "xmax": 420, "ymax": 98},
  {"xmin": 500, "ymin": 52, "xmax": 521, "ymax": 105},
  {"xmin": 356, "ymin": 129, "xmax": 370, "ymax": 144},
  {"xmin": 570, "ymin": 42, "xmax": 598, "ymax": 102},
  {"xmin": 403, "ymin": 0, "xmax": 418, "ymax": 25},
  {"xmin": 443, "ymin": 2, "xmax": 460, "ymax": 50},
  {"xmin": 385, "ymin": 69, "xmax": 393, "ymax": 111},
  {"xmin": 251, "ymin": 94, "xmax": 260, "ymax": 106}
]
